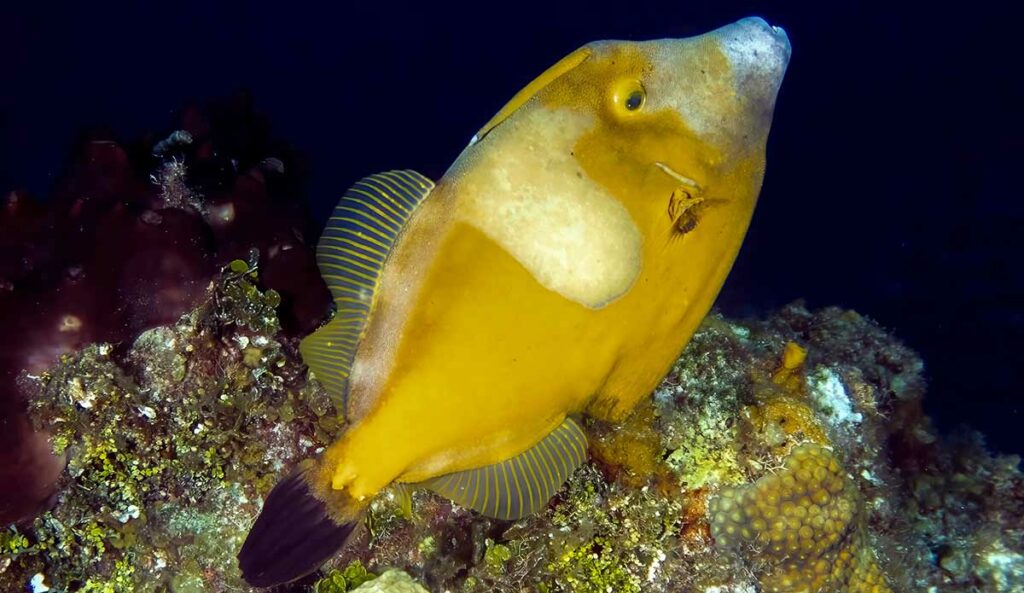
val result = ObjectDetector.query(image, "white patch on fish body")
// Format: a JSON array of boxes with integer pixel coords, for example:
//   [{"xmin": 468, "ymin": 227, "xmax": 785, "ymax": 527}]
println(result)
[{"xmin": 452, "ymin": 106, "xmax": 643, "ymax": 308}]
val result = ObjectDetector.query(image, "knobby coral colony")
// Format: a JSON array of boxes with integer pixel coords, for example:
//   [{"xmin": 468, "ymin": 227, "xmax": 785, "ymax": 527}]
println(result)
[
  {"xmin": 710, "ymin": 444, "xmax": 890, "ymax": 593},
  {"xmin": 2, "ymin": 109, "xmax": 1023, "ymax": 593}
]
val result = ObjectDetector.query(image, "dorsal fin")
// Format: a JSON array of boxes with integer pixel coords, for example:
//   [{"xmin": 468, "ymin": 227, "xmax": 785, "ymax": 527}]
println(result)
[
  {"xmin": 300, "ymin": 170, "xmax": 434, "ymax": 402},
  {"xmin": 422, "ymin": 417, "xmax": 588, "ymax": 520}
]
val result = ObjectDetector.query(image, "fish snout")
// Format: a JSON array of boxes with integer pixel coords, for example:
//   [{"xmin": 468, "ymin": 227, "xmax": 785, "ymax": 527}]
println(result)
[
  {"xmin": 722, "ymin": 17, "xmax": 792, "ymax": 63},
  {"xmin": 716, "ymin": 17, "xmax": 791, "ymax": 111}
]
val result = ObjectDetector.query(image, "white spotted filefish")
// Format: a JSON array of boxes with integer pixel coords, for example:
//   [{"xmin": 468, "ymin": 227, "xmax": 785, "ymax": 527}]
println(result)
[{"xmin": 238, "ymin": 17, "xmax": 790, "ymax": 586}]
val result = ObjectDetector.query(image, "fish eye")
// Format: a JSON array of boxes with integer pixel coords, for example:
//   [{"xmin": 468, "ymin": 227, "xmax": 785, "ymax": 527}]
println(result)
[
  {"xmin": 625, "ymin": 89, "xmax": 645, "ymax": 111},
  {"xmin": 611, "ymin": 80, "xmax": 646, "ymax": 115}
]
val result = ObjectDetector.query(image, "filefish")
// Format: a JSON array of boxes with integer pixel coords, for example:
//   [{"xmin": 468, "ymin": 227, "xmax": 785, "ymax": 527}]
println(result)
[{"xmin": 239, "ymin": 17, "xmax": 791, "ymax": 586}]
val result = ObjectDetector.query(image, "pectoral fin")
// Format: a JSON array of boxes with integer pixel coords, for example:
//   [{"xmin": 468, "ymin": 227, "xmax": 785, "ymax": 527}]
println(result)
[
  {"xmin": 423, "ymin": 418, "xmax": 588, "ymax": 520},
  {"xmin": 300, "ymin": 170, "xmax": 434, "ymax": 402}
]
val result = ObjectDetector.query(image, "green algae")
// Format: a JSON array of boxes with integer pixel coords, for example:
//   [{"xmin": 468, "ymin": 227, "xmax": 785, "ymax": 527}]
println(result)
[
  {"xmin": 482, "ymin": 540, "xmax": 511, "ymax": 572},
  {"xmin": 0, "ymin": 267, "xmax": 340, "ymax": 593},
  {"xmin": 546, "ymin": 535, "xmax": 640, "ymax": 593},
  {"xmin": 314, "ymin": 560, "xmax": 376, "ymax": 592}
]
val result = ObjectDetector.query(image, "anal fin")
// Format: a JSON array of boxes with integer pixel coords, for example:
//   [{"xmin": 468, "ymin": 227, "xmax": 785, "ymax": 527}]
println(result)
[{"xmin": 422, "ymin": 417, "xmax": 588, "ymax": 520}]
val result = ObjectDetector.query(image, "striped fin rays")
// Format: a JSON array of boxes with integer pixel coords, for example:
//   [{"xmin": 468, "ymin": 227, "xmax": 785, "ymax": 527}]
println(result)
[
  {"xmin": 422, "ymin": 418, "xmax": 588, "ymax": 520},
  {"xmin": 299, "ymin": 170, "xmax": 435, "ymax": 403}
]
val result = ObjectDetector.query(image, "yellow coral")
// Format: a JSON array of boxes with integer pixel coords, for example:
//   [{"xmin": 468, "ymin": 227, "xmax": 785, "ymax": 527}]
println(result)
[
  {"xmin": 771, "ymin": 341, "xmax": 807, "ymax": 391},
  {"xmin": 746, "ymin": 395, "xmax": 828, "ymax": 453},
  {"xmin": 745, "ymin": 341, "xmax": 830, "ymax": 456},
  {"xmin": 709, "ymin": 444, "xmax": 891, "ymax": 593}
]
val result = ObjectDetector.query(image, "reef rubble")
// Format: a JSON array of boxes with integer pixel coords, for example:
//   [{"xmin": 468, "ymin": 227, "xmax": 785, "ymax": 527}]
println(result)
[{"xmin": 1, "ymin": 273, "xmax": 1021, "ymax": 592}]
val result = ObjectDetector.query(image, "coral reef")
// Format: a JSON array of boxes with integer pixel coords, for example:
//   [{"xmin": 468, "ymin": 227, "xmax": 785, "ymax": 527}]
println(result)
[
  {"xmin": 0, "ymin": 93, "xmax": 330, "ymax": 526},
  {"xmin": 313, "ymin": 561, "xmax": 376, "ymax": 592},
  {"xmin": 710, "ymin": 443, "xmax": 890, "ymax": 593},
  {"xmin": 327, "ymin": 305, "xmax": 1022, "ymax": 593},
  {"xmin": 1, "ymin": 267, "xmax": 338, "ymax": 592},
  {"xmin": 346, "ymin": 570, "xmax": 428, "ymax": 593},
  {"xmin": 2, "ymin": 102, "xmax": 1021, "ymax": 593},
  {"xmin": 3, "ymin": 270, "xmax": 1022, "ymax": 592}
]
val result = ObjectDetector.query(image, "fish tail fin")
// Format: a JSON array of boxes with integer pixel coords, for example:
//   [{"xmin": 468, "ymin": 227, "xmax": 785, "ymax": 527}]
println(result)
[{"xmin": 238, "ymin": 461, "xmax": 365, "ymax": 587}]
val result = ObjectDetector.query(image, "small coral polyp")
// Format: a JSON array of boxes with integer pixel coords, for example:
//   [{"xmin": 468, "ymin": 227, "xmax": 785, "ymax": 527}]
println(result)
[{"xmin": 709, "ymin": 443, "xmax": 891, "ymax": 593}]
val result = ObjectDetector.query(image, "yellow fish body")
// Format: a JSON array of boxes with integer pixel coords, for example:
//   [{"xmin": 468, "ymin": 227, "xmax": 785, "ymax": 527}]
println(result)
[{"xmin": 239, "ymin": 17, "xmax": 790, "ymax": 586}]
